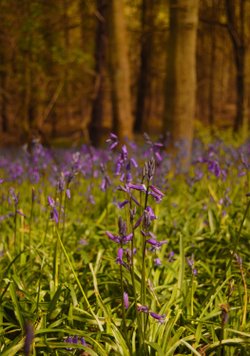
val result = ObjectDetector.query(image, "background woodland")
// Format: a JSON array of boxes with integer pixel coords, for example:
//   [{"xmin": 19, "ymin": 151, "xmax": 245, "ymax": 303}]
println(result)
[{"xmin": 0, "ymin": 0, "xmax": 250, "ymax": 153}]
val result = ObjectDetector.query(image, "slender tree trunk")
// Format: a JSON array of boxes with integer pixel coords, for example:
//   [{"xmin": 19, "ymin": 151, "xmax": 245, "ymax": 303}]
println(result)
[
  {"xmin": 108, "ymin": 0, "xmax": 133, "ymax": 140},
  {"xmin": 89, "ymin": 0, "xmax": 111, "ymax": 145},
  {"xmin": 63, "ymin": 0, "xmax": 71, "ymax": 126},
  {"xmin": 0, "ymin": 50, "xmax": 8, "ymax": 132},
  {"xmin": 208, "ymin": 0, "xmax": 216, "ymax": 132},
  {"xmin": 134, "ymin": 0, "xmax": 155, "ymax": 133},
  {"xmin": 225, "ymin": 0, "xmax": 250, "ymax": 138},
  {"xmin": 164, "ymin": 0, "xmax": 199, "ymax": 171}
]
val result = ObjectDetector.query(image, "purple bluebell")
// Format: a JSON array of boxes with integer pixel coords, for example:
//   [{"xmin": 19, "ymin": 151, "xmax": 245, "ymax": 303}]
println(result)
[
  {"xmin": 146, "ymin": 238, "xmax": 167, "ymax": 249},
  {"xmin": 66, "ymin": 189, "xmax": 71, "ymax": 199},
  {"xmin": 106, "ymin": 133, "xmax": 118, "ymax": 150},
  {"xmin": 117, "ymin": 200, "xmax": 129, "ymax": 209},
  {"xmin": 64, "ymin": 335, "xmax": 86, "ymax": 349},
  {"xmin": 186, "ymin": 255, "xmax": 198, "ymax": 276},
  {"xmin": 154, "ymin": 258, "xmax": 161, "ymax": 266},
  {"xmin": 168, "ymin": 251, "xmax": 175, "ymax": 262},
  {"xmin": 116, "ymin": 248, "xmax": 124, "ymax": 265},
  {"xmin": 149, "ymin": 185, "xmax": 164, "ymax": 201},
  {"xmin": 127, "ymin": 183, "xmax": 147, "ymax": 192},
  {"xmin": 145, "ymin": 206, "xmax": 157, "ymax": 220},
  {"xmin": 149, "ymin": 312, "xmax": 165, "ymax": 323},
  {"xmin": 100, "ymin": 175, "xmax": 111, "ymax": 192},
  {"xmin": 137, "ymin": 304, "xmax": 149, "ymax": 313},
  {"xmin": 123, "ymin": 292, "xmax": 129, "ymax": 309},
  {"xmin": 9, "ymin": 187, "xmax": 19, "ymax": 206},
  {"xmin": 47, "ymin": 196, "xmax": 59, "ymax": 224},
  {"xmin": 234, "ymin": 253, "xmax": 243, "ymax": 267},
  {"xmin": 58, "ymin": 172, "xmax": 66, "ymax": 192}
]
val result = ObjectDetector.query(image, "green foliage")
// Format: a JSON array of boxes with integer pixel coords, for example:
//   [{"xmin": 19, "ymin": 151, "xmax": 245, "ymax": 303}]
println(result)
[{"xmin": 0, "ymin": 139, "xmax": 250, "ymax": 355}]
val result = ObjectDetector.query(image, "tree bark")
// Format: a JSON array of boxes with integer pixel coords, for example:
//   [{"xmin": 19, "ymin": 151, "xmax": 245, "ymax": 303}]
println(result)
[
  {"xmin": 164, "ymin": 0, "xmax": 199, "ymax": 171},
  {"xmin": 134, "ymin": 0, "xmax": 155, "ymax": 134},
  {"xmin": 108, "ymin": 0, "xmax": 133, "ymax": 140},
  {"xmin": 225, "ymin": 0, "xmax": 250, "ymax": 138},
  {"xmin": 89, "ymin": 0, "xmax": 111, "ymax": 145}
]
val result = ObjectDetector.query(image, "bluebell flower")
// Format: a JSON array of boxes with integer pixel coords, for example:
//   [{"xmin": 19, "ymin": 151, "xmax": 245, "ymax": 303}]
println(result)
[
  {"xmin": 123, "ymin": 292, "xmax": 129, "ymax": 309},
  {"xmin": 106, "ymin": 133, "xmax": 118, "ymax": 150},
  {"xmin": 149, "ymin": 312, "xmax": 166, "ymax": 324}
]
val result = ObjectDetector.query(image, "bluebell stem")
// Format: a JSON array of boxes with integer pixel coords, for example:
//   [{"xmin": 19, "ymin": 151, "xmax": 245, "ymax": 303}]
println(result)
[
  {"xmin": 219, "ymin": 304, "xmax": 230, "ymax": 325},
  {"xmin": 24, "ymin": 321, "xmax": 34, "ymax": 356}
]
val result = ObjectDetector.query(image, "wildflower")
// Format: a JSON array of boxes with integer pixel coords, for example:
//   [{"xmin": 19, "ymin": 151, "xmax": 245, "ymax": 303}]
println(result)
[
  {"xmin": 146, "ymin": 238, "xmax": 167, "ymax": 249},
  {"xmin": 137, "ymin": 304, "xmax": 149, "ymax": 313},
  {"xmin": 154, "ymin": 258, "xmax": 161, "ymax": 266},
  {"xmin": 168, "ymin": 251, "xmax": 175, "ymax": 262},
  {"xmin": 149, "ymin": 312, "xmax": 166, "ymax": 324},
  {"xmin": 145, "ymin": 206, "xmax": 157, "ymax": 220},
  {"xmin": 66, "ymin": 188, "xmax": 71, "ymax": 199},
  {"xmin": 123, "ymin": 292, "xmax": 129, "ymax": 309},
  {"xmin": 234, "ymin": 253, "xmax": 243, "ymax": 267},
  {"xmin": 100, "ymin": 175, "xmax": 111, "ymax": 191},
  {"xmin": 106, "ymin": 133, "xmax": 118, "ymax": 150},
  {"xmin": 149, "ymin": 185, "xmax": 164, "ymax": 202},
  {"xmin": 117, "ymin": 200, "xmax": 129, "ymax": 209},
  {"xmin": 64, "ymin": 335, "xmax": 87, "ymax": 350},
  {"xmin": 116, "ymin": 248, "xmax": 124, "ymax": 265},
  {"xmin": 47, "ymin": 196, "xmax": 59, "ymax": 224},
  {"xmin": 9, "ymin": 187, "xmax": 19, "ymax": 206},
  {"xmin": 106, "ymin": 231, "xmax": 120, "ymax": 244},
  {"xmin": 127, "ymin": 182, "xmax": 147, "ymax": 192},
  {"xmin": 106, "ymin": 226, "xmax": 132, "ymax": 245},
  {"xmin": 0, "ymin": 178, "xmax": 4, "ymax": 184},
  {"xmin": 186, "ymin": 255, "xmax": 198, "ymax": 276},
  {"xmin": 58, "ymin": 172, "xmax": 66, "ymax": 192}
]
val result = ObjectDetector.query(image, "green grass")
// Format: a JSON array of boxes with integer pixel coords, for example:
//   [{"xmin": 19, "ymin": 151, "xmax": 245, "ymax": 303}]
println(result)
[{"xmin": 0, "ymin": 139, "xmax": 250, "ymax": 355}]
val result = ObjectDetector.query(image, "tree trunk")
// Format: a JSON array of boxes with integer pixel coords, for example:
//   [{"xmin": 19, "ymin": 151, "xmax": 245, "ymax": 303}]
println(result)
[
  {"xmin": 89, "ymin": 0, "xmax": 111, "ymax": 145},
  {"xmin": 108, "ymin": 0, "xmax": 133, "ymax": 140},
  {"xmin": 164, "ymin": 0, "xmax": 199, "ymax": 171},
  {"xmin": 134, "ymin": 0, "xmax": 155, "ymax": 134},
  {"xmin": 225, "ymin": 0, "xmax": 250, "ymax": 138}
]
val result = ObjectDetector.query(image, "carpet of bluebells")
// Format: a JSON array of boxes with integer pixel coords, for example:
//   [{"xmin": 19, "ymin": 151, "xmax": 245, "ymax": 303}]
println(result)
[{"xmin": 0, "ymin": 133, "xmax": 250, "ymax": 355}]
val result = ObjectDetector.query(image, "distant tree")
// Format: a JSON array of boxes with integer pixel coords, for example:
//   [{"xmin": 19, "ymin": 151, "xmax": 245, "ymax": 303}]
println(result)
[
  {"xmin": 225, "ymin": 0, "xmax": 250, "ymax": 138},
  {"xmin": 134, "ymin": 0, "xmax": 156, "ymax": 134},
  {"xmin": 107, "ymin": 0, "xmax": 133, "ymax": 140},
  {"xmin": 164, "ymin": 0, "xmax": 199, "ymax": 170},
  {"xmin": 0, "ymin": 1, "xmax": 9, "ymax": 133},
  {"xmin": 88, "ymin": 0, "xmax": 111, "ymax": 145}
]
